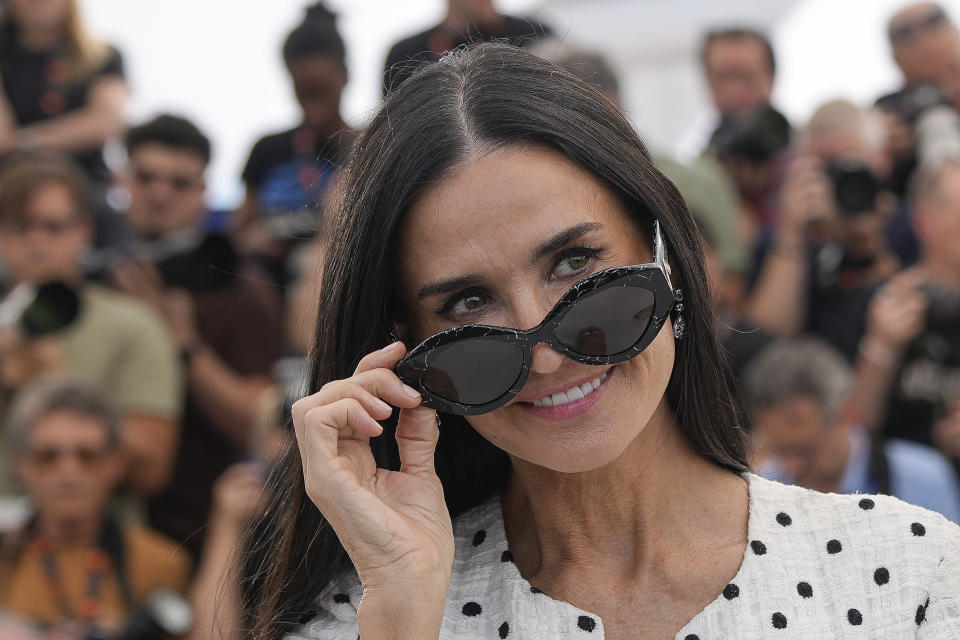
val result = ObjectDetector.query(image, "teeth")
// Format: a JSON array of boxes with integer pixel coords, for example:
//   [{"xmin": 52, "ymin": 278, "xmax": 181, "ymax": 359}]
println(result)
[{"xmin": 531, "ymin": 372, "xmax": 607, "ymax": 408}]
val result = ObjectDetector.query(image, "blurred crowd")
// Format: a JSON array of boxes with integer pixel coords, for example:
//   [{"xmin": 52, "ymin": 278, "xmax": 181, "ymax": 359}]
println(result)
[{"xmin": 0, "ymin": 0, "xmax": 958, "ymax": 639}]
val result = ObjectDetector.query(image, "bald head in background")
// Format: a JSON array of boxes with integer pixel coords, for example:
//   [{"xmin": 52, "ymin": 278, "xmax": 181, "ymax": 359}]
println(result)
[{"xmin": 888, "ymin": 2, "xmax": 960, "ymax": 86}]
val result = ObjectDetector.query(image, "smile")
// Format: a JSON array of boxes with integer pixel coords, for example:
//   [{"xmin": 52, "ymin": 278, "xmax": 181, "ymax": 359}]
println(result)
[{"xmin": 531, "ymin": 372, "xmax": 608, "ymax": 407}]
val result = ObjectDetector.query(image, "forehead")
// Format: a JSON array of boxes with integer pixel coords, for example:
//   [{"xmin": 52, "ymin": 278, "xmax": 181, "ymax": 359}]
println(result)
[
  {"xmin": 706, "ymin": 36, "xmax": 768, "ymax": 70},
  {"xmin": 28, "ymin": 411, "xmax": 108, "ymax": 445},
  {"xmin": 396, "ymin": 146, "xmax": 647, "ymax": 293},
  {"xmin": 129, "ymin": 143, "xmax": 205, "ymax": 174}
]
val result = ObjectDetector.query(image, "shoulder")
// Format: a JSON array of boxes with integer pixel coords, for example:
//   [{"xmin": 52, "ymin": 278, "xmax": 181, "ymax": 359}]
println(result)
[
  {"xmin": 124, "ymin": 524, "xmax": 192, "ymax": 593},
  {"xmin": 747, "ymin": 472, "xmax": 960, "ymax": 573},
  {"xmin": 81, "ymin": 285, "xmax": 166, "ymax": 332},
  {"xmin": 386, "ymin": 26, "xmax": 439, "ymax": 63}
]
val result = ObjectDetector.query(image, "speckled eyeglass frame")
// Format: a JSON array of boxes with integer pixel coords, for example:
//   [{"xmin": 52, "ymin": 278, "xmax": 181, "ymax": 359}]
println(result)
[{"xmin": 395, "ymin": 221, "xmax": 680, "ymax": 416}]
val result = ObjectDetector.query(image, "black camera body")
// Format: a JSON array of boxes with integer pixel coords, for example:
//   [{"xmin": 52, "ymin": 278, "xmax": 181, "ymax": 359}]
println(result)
[
  {"xmin": 709, "ymin": 106, "xmax": 792, "ymax": 164},
  {"xmin": 919, "ymin": 283, "xmax": 960, "ymax": 333},
  {"xmin": 825, "ymin": 160, "xmax": 879, "ymax": 216}
]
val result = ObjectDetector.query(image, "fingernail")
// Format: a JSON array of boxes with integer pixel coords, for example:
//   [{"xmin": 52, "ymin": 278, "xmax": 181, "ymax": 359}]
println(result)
[
  {"xmin": 380, "ymin": 341, "xmax": 399, "ymax": 353},
  {"xmin": 402, "ymin": 383, "xmax": 421, "ymax": 398},
  {"xmin": 374, "ymin": 398, "xmax": 392, "ymax": 413}
]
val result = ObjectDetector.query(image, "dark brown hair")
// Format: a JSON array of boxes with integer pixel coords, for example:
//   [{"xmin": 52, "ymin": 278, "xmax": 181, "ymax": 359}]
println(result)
[{"xmin": 0, "ymin": 153, "xmax": 91, "ymax": 226}]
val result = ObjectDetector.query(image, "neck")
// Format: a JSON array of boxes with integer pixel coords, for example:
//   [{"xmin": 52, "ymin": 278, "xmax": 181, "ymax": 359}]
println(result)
[
  {"xmin": 502, "ymin": 402, "xmax": 748, "ymax": 586},
  {"xmin": 35, "ymin": 512, "xmax": 102, "ymax": 548},
  {"xmin": 441, "ymin": 4, "xmax": 503, "ymax": 34},
  {"xmin": 17, "ymin": 23, "xmax": 63, "ymax": 53}
]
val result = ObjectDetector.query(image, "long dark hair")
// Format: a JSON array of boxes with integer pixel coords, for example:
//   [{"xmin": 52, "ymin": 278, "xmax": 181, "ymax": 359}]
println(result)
[{"xmin": 241, "ymin": 43, "xmax": 748, "ymax": 640}]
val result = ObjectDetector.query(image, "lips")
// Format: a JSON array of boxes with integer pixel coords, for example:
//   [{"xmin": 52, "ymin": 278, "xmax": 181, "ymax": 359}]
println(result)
[{"xmin": 528, "ymin": 371, "xmax": 609, "ymax": 407}]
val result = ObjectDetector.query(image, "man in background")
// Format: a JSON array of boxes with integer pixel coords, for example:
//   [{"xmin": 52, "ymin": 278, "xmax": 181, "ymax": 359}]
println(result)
[
  {"xmin": 853, "ymin": 156, "xmax": 960, "ymax": 472},
  {"xmin": 0, "ymin": 379, "xmax": 190, "ymax": 637},
  {"xmin": 746, "ymin": 337, "xmax": 960, "ymax": 523},
  {"xmin": 112, "ymin": 115, "xmax": 283, "ymax": 560},
  {"xmin": 383, "ymin": 0, "xmax": 550, "ymax": 95},
  {"xmin": 0, "ymin": 154, "xmax": 181, "ymax": 499}
]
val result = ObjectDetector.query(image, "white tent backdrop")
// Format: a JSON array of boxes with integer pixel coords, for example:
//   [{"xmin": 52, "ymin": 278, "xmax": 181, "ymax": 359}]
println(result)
[{"xmin": 78, "ymin": 0, "xmax": 956, "ymax": 208}]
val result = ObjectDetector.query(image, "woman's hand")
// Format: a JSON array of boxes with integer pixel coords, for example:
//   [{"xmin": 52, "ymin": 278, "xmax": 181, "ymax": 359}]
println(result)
[{"xmin": 291, "ymin": 341, "xmax": 453, "ymax": 635}]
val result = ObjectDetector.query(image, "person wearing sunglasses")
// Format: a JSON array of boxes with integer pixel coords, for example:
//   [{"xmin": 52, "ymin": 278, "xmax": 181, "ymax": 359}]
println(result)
[
  {"xmin": 0, "ymin": 378, "xmax": 189, "ymax": 638},
  {"xmin": 242, "ymin": 45, "xmax": 960, "ymax": 640}
]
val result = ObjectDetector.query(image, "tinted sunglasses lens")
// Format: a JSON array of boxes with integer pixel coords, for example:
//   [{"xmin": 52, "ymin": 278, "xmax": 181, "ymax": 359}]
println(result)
[
  {"xmin": 555, "ymin": 285, "xmax": 656, "ymax": 356},
  {"xmin": 419, "ymin": 338, "xmax": 525, "ymax": 406}
]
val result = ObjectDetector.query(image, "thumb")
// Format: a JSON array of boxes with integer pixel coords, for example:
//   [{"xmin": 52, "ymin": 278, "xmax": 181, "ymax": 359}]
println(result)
[{"xmin": 395, "ymin": 405, "xmax": 440, "ymax": 478}]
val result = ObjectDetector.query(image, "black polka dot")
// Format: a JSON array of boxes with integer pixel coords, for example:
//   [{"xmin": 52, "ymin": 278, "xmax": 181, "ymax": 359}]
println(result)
[
  {"xmin": 462, "ymin": 602, "xmax": 482, "ymax": 617},
  {"xmin": 498, "ymin": 621, "xmax": 509, "ymax": 638},
  {"xmin": 684, "ymin": 635, "xmax": 700, "ymax": 640},
  {"xmin": 772, "ymin": 612, "xmax": 787, "ymax": 629},
  {"xmin": 501, "ymin": 550, "xmax": 514, "ymax": 563},
  {"xmin": 911, "ymin": 522, "xmax": 926, "ymax": 536},
  {"xmin": 797, "ymin": 582, "xmax": 813, "ymax": 598},
  {"xmin": 916, "ymin": 598, "xmax": 929, "ymax": 625},
  {"xmin": 827, "ymin": 539, "xmax": 843, "ymax": 554},
  {"xmin": 722, "ymin": 583, "xmax": 740, "ymax": 600},
  {"xmin": 858, "ymin": 498, "xmax": 875, "ymax": 510},
  {"xmin": 848, "ymin": 609, "xmax": 863, "ymax": 626},
  {"xmin": 750, "ymin": 540, "xmax": 767, "ymax": 555},
  {"xmin": 874, "ymin": 567, "xmax": 890, "ymax": 585},
  {"xmin": 577, "ymin": 616, "xmax": 596, "ymax": 632},
  {"xmin": 472, "ymin": 529, "xmax": 486, "ymax": 546},
  {"xmin": 776, "ymin": 512, "xmax": 792, "ymax": 526},
  {"xmin": 332, "ymin": 593, "xmax": 350, "ymax": 604},
  {"xmin": 298, "ymin": 611, "xmax": 316, "ymax": 624},
  {"xmin": 530, "ymin": 586, "xmax": 543, "ymax": 594}
]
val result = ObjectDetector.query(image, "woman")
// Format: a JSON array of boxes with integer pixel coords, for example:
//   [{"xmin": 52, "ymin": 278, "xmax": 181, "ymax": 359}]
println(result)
[
  {"xmin": 0, "ymin": 0, "xmax": 126, "ymax": 182},
  {"xmin": 243, "ymin": 44, "xmax": 960, "ymax": 639},
  {"xmin": 234, "ymin": 1, "xmax": 353, "ymax": 287}
]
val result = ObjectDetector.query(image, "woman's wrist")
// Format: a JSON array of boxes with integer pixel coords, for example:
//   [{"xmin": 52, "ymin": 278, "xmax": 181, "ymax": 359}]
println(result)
[{"xmin": 358, "ymin": 585, "xmax": 447, "ymax": 639}]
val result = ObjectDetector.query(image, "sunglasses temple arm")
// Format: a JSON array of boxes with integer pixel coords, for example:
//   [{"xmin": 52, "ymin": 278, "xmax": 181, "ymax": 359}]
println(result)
[{"xmin": 652, "ymin": 221, "xmax": 676, "ymax": 290}]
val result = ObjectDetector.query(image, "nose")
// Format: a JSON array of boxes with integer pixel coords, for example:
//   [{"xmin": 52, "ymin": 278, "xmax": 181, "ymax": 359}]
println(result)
[{"xmin": 530, "ymin": 343, "xmax": 565, "ymax": 374}]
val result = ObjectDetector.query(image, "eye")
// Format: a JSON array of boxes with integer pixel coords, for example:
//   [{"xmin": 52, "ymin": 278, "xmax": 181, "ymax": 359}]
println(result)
[
  {"xmin": 438, "ymin": 288, "xmax": 492, "ymax": 317},
  {"xmin": 550, "ymin": 247, "xmax": 603, "ymax": 280}
]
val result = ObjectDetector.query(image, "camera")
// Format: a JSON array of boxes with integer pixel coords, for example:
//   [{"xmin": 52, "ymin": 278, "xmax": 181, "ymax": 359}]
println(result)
[
  {"xmin": 709, "ymin": 106, "xmax": 792, "ymax": 164},
  {"xmin": 919, "ymin": 283, "xmax": 960, "ymax": 333},
  {"xmin": 881, "ymin": 83, "xmax": 953, "ymax": 123},
  {"xmin": 825, "ymin": 160, "xmax": 879, "ymax": 216},
  {"xmin": 0, "ymin": 281, "xmax": 80, "ymax": 337},
  {"xmin": 81, "ymin": 230, "xmax": 238, "ymax": 293}
]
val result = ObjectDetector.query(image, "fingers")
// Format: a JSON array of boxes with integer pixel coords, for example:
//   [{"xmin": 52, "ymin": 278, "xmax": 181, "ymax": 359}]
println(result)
[
  {"xmin": 354, "ymin": 340, "xmax": 408, "ymax": 375},
  {"xmin": 295, "ymin": 396, "xmax": 383, "ymax": 463},
  {"xmin": 396, "ymin": 406, "xmax": 440, "ymax": 478}
]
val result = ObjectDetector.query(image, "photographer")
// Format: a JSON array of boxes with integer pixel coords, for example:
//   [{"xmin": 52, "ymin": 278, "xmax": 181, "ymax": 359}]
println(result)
[
  {"xmin": 0, "ymin": 379, "xmax": 190, "ymax": 639},
  {"xmin": 0, "ymin": 155, "xmax": 181, "ymax": 499},
  {"xmin": 853, "ymin": 156, "xmax": 960, "ymax": 472},
  {"xmin": 701, "ymin": 27, "xmax": 790, "ymax": 243},
  {"xmin": 112, "ymin": 116, "xmax": 282, "ymax": 560},
  {"xmin": 746, "ymin": 100, "xmax": 901, "ymax": 361}
]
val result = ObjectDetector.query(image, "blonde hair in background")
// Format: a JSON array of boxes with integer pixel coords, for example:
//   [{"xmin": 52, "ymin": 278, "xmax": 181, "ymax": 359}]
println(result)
[
  {"xmin": 57, "ymin": 0, "xmax": 110, "ymax": 85},
  {"xmin": 3, "ymin": 0, "xmax": 111, "ymax": 85}
]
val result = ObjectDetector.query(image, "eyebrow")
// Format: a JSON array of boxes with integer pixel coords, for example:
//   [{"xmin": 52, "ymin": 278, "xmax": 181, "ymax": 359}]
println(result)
[
  {"xmin": 531, "ymin": 222, "xmax": 602, "ymax": 264},
  {"xmin": 415, "ymin": 222, "xmax": 604, "ymax": 301}
]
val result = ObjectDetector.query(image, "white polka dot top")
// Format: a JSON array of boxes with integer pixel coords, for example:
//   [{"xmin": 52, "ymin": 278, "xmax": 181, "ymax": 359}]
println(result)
[{"xmin": 286, "ymin": 473, "xmax": 960, "ymax": 639}]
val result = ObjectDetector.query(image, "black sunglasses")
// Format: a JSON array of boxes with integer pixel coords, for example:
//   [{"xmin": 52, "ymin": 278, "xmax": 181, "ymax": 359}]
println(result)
[
  {"xmin": 395, "ymin": 221, "xmax": 680, "ymax": 416},
  {"xmin": 889, "ymin": 7, "xmax": 947, "ymax": 44}
]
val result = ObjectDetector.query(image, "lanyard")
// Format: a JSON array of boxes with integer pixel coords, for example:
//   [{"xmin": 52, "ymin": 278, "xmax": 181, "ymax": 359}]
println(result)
[{"xmin": 33, "ymin": 537, "xmax": 112, "ymax": 632}]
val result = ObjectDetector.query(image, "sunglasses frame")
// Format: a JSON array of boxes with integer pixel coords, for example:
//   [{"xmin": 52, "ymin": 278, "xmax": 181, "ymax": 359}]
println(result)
[{"xmin": 395, "ymin": 221, "xmax": 678, "ymax": 415}]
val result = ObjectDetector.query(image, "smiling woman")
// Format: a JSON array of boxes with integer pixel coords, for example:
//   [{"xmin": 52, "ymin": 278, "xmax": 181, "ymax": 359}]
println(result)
[{"xmin": 241, "ymin": 44, "xmax": 960, "ymax": 640}]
